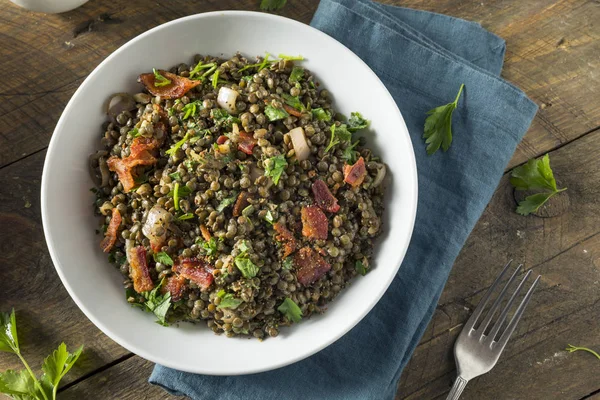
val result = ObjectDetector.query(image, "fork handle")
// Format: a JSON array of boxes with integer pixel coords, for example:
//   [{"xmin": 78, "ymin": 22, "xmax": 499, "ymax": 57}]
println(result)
[{"xmin": 446, "ymin": 376, "xmax": 469, "ymax": 400}]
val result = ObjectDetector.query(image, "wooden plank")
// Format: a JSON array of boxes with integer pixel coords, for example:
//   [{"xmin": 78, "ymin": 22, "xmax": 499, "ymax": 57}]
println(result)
[
  {"xmin": 2, "ymin": 0, "xmax": 600, "ymax": 169},
  {"xmin": 59, "ymin": 356, "xmax": 178, "ymax": 400},
  {"xmin": 397, "ymin": 128, "xmax": 600, "ymax": 399},
  {"xmin": 0, "ymin": 150, "xmax": 129, "ymax": 385}
]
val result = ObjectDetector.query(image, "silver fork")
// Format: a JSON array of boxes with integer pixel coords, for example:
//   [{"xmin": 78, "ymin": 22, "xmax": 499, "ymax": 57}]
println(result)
[{"xmin": 446, "ymin": 260, "xmax": 541, "ymax": 400}]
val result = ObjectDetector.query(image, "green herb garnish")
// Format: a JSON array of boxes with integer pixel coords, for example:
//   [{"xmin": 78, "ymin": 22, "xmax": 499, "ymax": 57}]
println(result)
[
  {"xmin": 347, "ymin": 112, "xmax": 369, "ymax": 132},
  {"xmin": 211, "ymin": 108, "xmax": 242, "ymax": 126},
  {"xmin": 242, "ymin": 205, "xmax": 254, "ymax": 217},
  {"xmin": 281, "ymin": 93, "xmax": 304, "ymax": 111},
  {"xmin": 177, "ymin": 213, "xmax": 195, "ymax": 221},
  {"xmin": 212, "ymin": 69, "xmax": 220, "ymax": 89},
  {"xmin": 565, "ymin": 344, "xmax": 600, "ymax": 360},
  {"xmin": 153, "ymin": 252, "xmax": 173, "ymax": 266},
  {"xmin": 166, "ymin": 132, "xmax": 191, "ymax": 156},
  {"xmin": 153, "ymin": 68, "xmax": 171, "ymax": 87},
  {"xmin": 355, "ymin": 260, "xmax": 368, "ymax": 276},
  {"xmin": 128, "ymin": 128, "xmax": 142, "ymax": 138},
  {"xmin": 289, "ymin": 66, "xmax": 304, "ymax": 83},
  {"xmin": 341, "ymin": 140, "xmax": 360, "ymax": 165},
  {"xmin": 311, "ymin": 108, "xmax": 331, "ymax": 121},
  {"xmin": 196, "ymin": 237, "xmax": 219, "ymax": 257},
  {"xmin": 234, "ymin": 256, "xmax": 260, "ymax": 279},
  {"xmin": 189, "ymin": 61, "xmax": 216, "ymax": 80},
  {"xmin": 217, "ymin": 193, "xmax": 238, "ymax": 212},
  {"xmin": 264, "ymin": 105, "xmax": 289, "ymax": 121},
  {"xmin": 282, "ymin": 257, "xmax": 293, "ymax": 270},
  {"xmin": 423, "ymin": 83, "xmax": 464, "ymax": 155},
  {"xmin": 264, "ymin": 154, "xmax": 288, "ymax": 184},
  {"xmin": 325, "ymin": 124, "xmax": 352, "ymax": 153},
  {"xmin": 278, "ymin": 54, "xmax": 304, "ymax": 60},
  {"xmin": 264, "ymin": 210, "xmax": 275, "ymax": 225},
  {"xmin": 242, "ymin": 75, "xmax": 253, "ymax": 82},
  {"xmin": 510, "ymin": 154, "xmax": 567, "ymax": 216},
  {"xmin": 169, "ymin": 172, "xmax": 181, "ymax": 181},
  {"xmin": 218, "ymin": 294, "xmax": 243, "ymax": 309},
  {"xmin": 139, "ymin": 281, "xmax": 172, "ymax": 326},
  {"xmin": 277, "ymin": 298, "xmax": 302, "ymax": 323},
  {"xmin": 0, "ymin": 309, "xmax": 83, "ymax": 400},
  {"xmin": 181, "ymin": 100, "xmax": 204, "ymax": 120}
]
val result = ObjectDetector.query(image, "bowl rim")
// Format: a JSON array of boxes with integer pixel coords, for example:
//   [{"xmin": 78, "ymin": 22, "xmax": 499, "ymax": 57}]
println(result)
[{"xmin": 41, "ymin": 10, "xmax": 418, "ymax": 375}]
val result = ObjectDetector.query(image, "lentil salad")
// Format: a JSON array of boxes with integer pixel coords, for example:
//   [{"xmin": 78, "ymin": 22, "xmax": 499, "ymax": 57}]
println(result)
[{"xmin": 90, "ymin": 53, "xmax": 387, "ymax": 339}]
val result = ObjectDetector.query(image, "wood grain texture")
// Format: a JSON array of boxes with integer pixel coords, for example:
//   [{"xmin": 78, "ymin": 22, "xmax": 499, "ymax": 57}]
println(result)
[
  {"xmin": 397, "ymin": 128, "xmax": 600, "ymax": 400},
  {"xmin": 0, "ymin": 150, "xmax": 129, "ymax": 386}
]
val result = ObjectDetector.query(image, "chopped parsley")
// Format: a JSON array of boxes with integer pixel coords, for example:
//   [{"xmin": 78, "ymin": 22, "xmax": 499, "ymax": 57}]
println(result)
[
  {"xmin": 277, "ymin": 298, "xmax": 302, "ymax": 323},
  {"xmin": 189, "ymin": 61, "xmax": 216, "ymax": 80},
  {"xmin": 264, "ymin": 210, "xmax": 275, "ymax": 224},
  {"xmin": 211, "ymin": 108, "xmax": 241, "ymax": 126},
  {"xmin": 347, "ymin": 112, "xmax": 369, "ymax": 132},
  {"xmin": 264, "ymin": 154, "xmax": 288, "ymax": 184},
  {"xmin": 165, "ymin": 132, "xmax": 191, "ymax": 156},
  {"xmin": 355, "ymin": 260, "xmax": 368, "ymax": 276},
  {"xmin": 278, "ymin": 54, "xmax": 304, "ymax": 60},
  {"xmin": 181, "ymin": 100, "xmax": 204, "ymax": 120},
  {"xmin": 311, "ymin": 108, "xmax": 331, "ymax": 121},
  {"xmin": 153, "ymin": 68, "xmax": 171, "ymax": 87},
  {"xmin": 242, "ymin": 75, "xmax": 253, "ymax": 82},
  {"xmin": 168, "ymin": 183, "xmax": 191, "ymax": 211},
  {"xmin": 264, "ymin": 105, "xmax": 289, "ymax": 121},
  {"xmin": 196, "ymin": 237, "xmax": 219, "ymax": 257},
  {"xmin": 211, "ymin": 69, "xmax": 220, "ymax": 89},
  {"xmin": 153, "ymin": 252, "xmax": 174, "ymax": 266},
  {"xmin": 289, "ymin": 66, "xmax": 304, "ymax": 83},
  {"xmin": 282, "ymin": 257, "xmax": 293, "ymax": 270},
  {"xmin": 281, "ymin": 93, "xmax": 304, "ymax": 111},
  {"xmin": 217, "ymin": 193, "xmax": 238, "ymax": 212},
  {"xmin": 341, "ymin": 140, "xmax": 360, "ymax": 165},
  {"xmin": 325, "ymin": 123, "xmax": 352, "ymax": 153},
  {"xmin": 140, "ymin": 281, "xmax": 172, "ymax": 326},
  {"xmin": 128, "ymin": 127, "xmax": 142, "ymax": 138},
  {"xmin": 234, "ymin": 256, "xmax": 260, "ymax": 278},
  {"xmin": 169, "ymin": 172, "xmax": 181, "ymax": 181},
  {"xmin": 177, "ymin": 213, "xmax": 195, "ymax": 221},
  {"xmin": 242, "ymin": 205, "xmax": 254, "ymax": 217},
  {"xmin": 218, "ymin": 293, "xmax": 243, "ymax": 309}
]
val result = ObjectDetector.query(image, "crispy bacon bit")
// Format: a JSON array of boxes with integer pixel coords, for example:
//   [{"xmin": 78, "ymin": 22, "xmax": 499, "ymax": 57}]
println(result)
[
  {"xmin": 200, "ymin": 225, "xmax": 212, "ymax": 242},
  {"xmin": 294, "ymin": 247, "xmax": 331, "ymax": 286},
  {"xmin": 283, "ymin": 104, "xmax": 303, "ymax": 118},
  {"xmin": 138, "ymin": 70, "xmax": 201, "ymax": 99},
  {"xmin": 274, "ymin": 222, "xmax": 298, "ymax": 257},
  {"xmin": 107, "ymin": 136, "xmax": 161, "ymax": 192},
  {"xmin": 237, "ymin": 131, "xmax": 257, "ymax": 155},
  {"xmin": 100, "ymin": 208, "xmax": 122, "ymax": 253},
  {"xmin": 217, "ymin": 135, "xmax": 229, "ymax": 145},
  {"xmin": 301, "ymin": 206, "xmax": 328, "ymax": 240},
  {"xmin": 343, "ymin": 157, "xmax": 367, "ymax": 188},
  {"xmin": 312, "ymin": 179, "xmax": 340, "ymax": 213},
  {"xmin": 164, "ymin": 274, "xmax": 186, "ymax": 302},
  {"xmin": 232, "ymin": 191, "xmax": 251, "ymax": 217},
  {"xmin": 129, "ymin": 246, "xmax": 154, "ymax": 293},
  {"xmin": 172, "ymin": 258, "xmax": 214, "ymax": 290}
]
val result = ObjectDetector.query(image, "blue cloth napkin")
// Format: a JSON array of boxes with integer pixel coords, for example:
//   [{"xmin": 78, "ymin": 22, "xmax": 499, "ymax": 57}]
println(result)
[{"xmin": 150, "ymin": 1, "xmax": 538, "ymax": 398}]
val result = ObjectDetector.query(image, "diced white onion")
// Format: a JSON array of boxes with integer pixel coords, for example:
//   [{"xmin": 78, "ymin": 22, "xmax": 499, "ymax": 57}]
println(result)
[
  {"xmin": 142, "ymin": 206, "xmax": 172, "ymax": 244},
  {"xmin": 217, "ymin": 87, "xmax": 239, "ymax": 114},
  {"xmin": 287, "ymin": 127, "xmax": 310, "ymax": 161}
]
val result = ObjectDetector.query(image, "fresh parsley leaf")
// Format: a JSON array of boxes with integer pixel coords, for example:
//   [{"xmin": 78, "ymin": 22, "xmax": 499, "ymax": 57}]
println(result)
[
  {"xmin": 212, "ymin": 69, "xmax": 220, "ymax": 89},
  {"xmin": 153, "ymin": 68, "xmax": 171, "ymax": 87},
  {"xmin": 182, "ymin": 101, "xmax": 204, "ymax": 120},
  {"xmin": 169, "ymin": 172, "xmax": 181, "ymax": 181},
  {"xmin": 0, "ymin": 369, "xmax": 37, "ymax": 398},
  {"xmin": 165, "ymin": 132, "xmax": 191, "ymax": 156},
  {"xmin": 565, "ymin": 344, "xmax": 600, "ymax": 360},
  {"xmin": 196, "ymin": 237, "xmax": 218, "ymax": 257},
  {"xmin": 325, "ymin": 124, "xmax": 352, "ymax": 153},
  {"xmin": 238, "ymin": 240, "xmax": 250, "ymax": 254},
  {"xmin": 264, "ymin": 154, "xmax": 288, "ymax": 184},
  {"xmin": 216, "ymin": 289, "xmax": 226, "ymax": 298},
  {"xmin": 264, "ymin": 210, "xmax": 275, "ymax": 225},
  {"xmin": 341, "ymin": 140, "xmax": 360, "ymax": 165},
  {"xmin": 168, "ymin": 183, "xmax": 192, "ymax": 200},
  {"xmin": 234, "ymin": 257, "xmax": 260, "ymax": 278},
  {"xmin": 347, "ymin": 112, "xmax": 369, "ymax": 132},
  {"xmin": 423, "ymin": 83, "xmax": 464, "ymax": 155},
  {"xmin": 177, "ymin": 213, "xmax": 195, "ymax": 221},
  {"xmin": 0, "ymin": 309, "xmax": 19, "ymax": 354},
  {"xmin": 41, "ymin": 343, "xmax": 83, "ymax": 399},
  {"xmin": 189, "ymin": 61, "xmax": 216, "ymax": 80},
  {"xmin": 355, "ymin": 260, "xmax": 368, "ymax": 276},
  {"xmin": 218, "ymin": 294, "xmax": 243, "ymax": 309},
  {"xmin": 264, "ymin": 105, "xmax": 289, "ymax": 121},
  {"xmin": 281, "ymin": 93, "xmax": 304, "ymax": 111},
  {"xmin": 211, "ymin": 109, "xmax": 241, "ymax": 127},
  {"xmin": 153, "ymin": 252, "xmax": 173, "ymax": 266},
  {"xmin": 242, "ymin": 75, "xmax": 253, "ymax": 82},
  {"xmin": 217, "ymin": 193, "xmax": 238, "ymax": 212},
  {"xmin": 140, "ymin": 282, "xmax": 172, "ymax": 326},
  {"xmin": 510, "ymin": 154, "xmax": 567, "ymax": 216},
  {"xmin": 277, "ymin": 298, "xmax": 302, "ymax": 323},
  {"xmin": 282, "ymin": 257, "xmax": 293, "ymax": 270},
  {"xmin": 278, "ymin": 54, "xmax": 304, "ymax": 60},
  {"xmin": 311, "ymin": 108, "xmax": 331, "ymax": 121},
  {"xmin": 289, "ymin": 66, "xmax": 304, "ymax": 83},
  {"xmin": 242, "ymin": 205, "xmax": 254, "ymax": 217},
  {"xmin": 260, "ymin": 0, "xmax": 287, "ymax": 11},
  {"xmin": 510, "ymin": 154, "xmax": 558, "ymax": 192},
  {"xmin": 128, "ymin": 128, "xmax": 142, "ymax": 138},
  {"xmin": 258, "ymin": 53, "xmax": 271, "ymax": 71}
]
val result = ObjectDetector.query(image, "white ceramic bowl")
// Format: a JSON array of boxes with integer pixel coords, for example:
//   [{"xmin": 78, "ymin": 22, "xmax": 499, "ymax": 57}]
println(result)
[
  {"xmin": 9, "ymin": 0, "xmax": 88, "ymax": 13},
  {"xmin": 42, "ymin": 11, "xmax": 418, "ymax": 375}
]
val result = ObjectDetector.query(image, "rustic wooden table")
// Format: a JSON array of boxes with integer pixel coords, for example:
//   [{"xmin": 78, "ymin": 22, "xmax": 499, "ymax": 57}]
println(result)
[{"xmin": 1, "ymin": 0, "xmax": 599, "ymax": 399}]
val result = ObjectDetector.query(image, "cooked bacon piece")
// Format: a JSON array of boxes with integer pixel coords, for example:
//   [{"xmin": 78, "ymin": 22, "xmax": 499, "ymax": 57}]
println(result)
[
  {"xmin": 200, "ymin": 225, "xmax": 212, "ymax": 242},
  {"xmin": 172, "ymin": 258, "xmax": 214, "ymax": 290},
  {"xmin": 164, "ymin": 274, "xmax": 186, "ymax": 302},
  {"xmin": 217, "ymin": 135, "xmax": 229, "ymax": 145},
  {"xmin": 232, "ymin": 192, "xmax": 250, "ymax": 217},
  {"xmin": 343, "ymin": 156, "xmax": 367, "ymax": 188},
  {"xmin": 107, "ymin": 137, "xmax": 161, "ymax": 192},
  {"xmin": 100, "ymin": 208, "xmax": 122, "ymax": 253},
  {"xmin": 273, "ymin": 222, "xmax": 298, "ymax": 257},
  {"xmin": 283, "ymin": 104, "xmax": 303, "ymax": 117},
  {"xmin": 128, "ymin": 246, "xmax": 154, "ymax": 293},
  {"xmin": 301, "ymin": 206, "xmax": 328, "ymax": 240},
  {"xmin": 294, "ymin": 247, "xmax": 331, "ymax": 286},
  {"xmin": 237, "ymin": 131, "xmax": 257, "ymax": 155},
  {"xmin": 138, "ymin": 70, "xmax": 201, "ymax": 99},
  {"xmin": 312, "ymin": 179, "xmax": 340, "ymax": 213}
]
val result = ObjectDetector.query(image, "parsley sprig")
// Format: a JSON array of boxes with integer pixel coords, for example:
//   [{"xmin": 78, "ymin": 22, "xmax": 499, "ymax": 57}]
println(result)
[
  {"xmin": 565, "ymin": 344, "xmax": 600, "ymax": 360},
  {"xmin": 153, "ymin": 68, "xmax": 171, "ymax": 87},
  {"xmin": 277, "ymin": 298, "xmax": 302, "ymax": 322},
  {"xmin": 510, "ymin": 154, "xmax": 567, "ymax": 216},
  {"xmin": 0, "ymin": 309, "xmax": 83, "ymax": 400},
  {"xmin": 423, "ymin": 84, "xmax": 464, "ymax": 155},
  {"xmin": 264, "ymin": 154, "xmax": 288, "ymax": 184}
]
